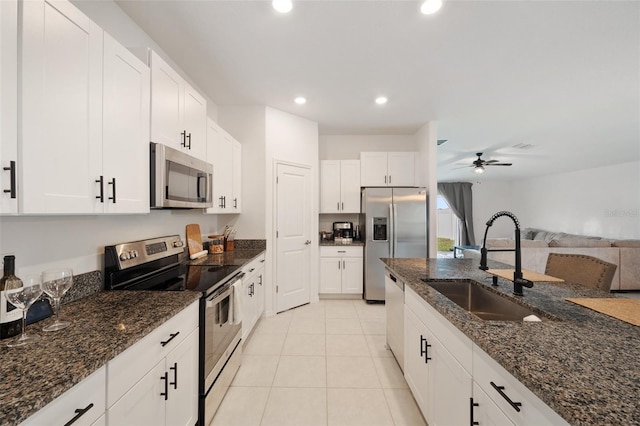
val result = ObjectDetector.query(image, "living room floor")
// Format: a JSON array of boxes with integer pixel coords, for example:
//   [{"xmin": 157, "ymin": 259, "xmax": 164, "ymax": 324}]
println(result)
[{"xmin": 212, "ymin": 299, "xmax": 425, "ymax": 426}]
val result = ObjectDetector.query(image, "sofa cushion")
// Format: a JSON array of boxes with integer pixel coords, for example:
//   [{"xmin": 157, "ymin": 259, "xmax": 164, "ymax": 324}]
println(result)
[
  {"xmin": 522, "ymin": 227, "xmax": 540, "ymax": 240},
  {"xmin": 486, "ymin": 239, "xmax": 548, "ymax": 249},
  {"xmin": 612, "ymin": 240, "xmax": 640, "ymax": 248},
  {"xmin": 549, "ymin": 238, "xmax": 612, "ymax": 248},
  {"xmin": 534, "ymin": 231, "xmax": 562, "ymax": 243}
]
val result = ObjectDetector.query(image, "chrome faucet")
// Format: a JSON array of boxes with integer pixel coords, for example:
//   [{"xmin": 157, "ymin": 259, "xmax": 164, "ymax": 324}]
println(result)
[{"xmin": 479, "ymin": 211, "xmax": 534, "ymax": 296}]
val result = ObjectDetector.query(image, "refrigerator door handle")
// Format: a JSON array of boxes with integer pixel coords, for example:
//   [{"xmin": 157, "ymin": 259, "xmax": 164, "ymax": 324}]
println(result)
[
  {"xmin": 393, "ymin": 203, "xmax": 399, "ymax": 258},
  {"xmin": 389, "ymin": 203, "xmax": 395, "ymax": 257}
]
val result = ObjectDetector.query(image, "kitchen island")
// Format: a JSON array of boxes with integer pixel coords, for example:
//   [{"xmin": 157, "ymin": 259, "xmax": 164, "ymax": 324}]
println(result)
[{"xmin": 382, "ymin": 257, "xmax": 640, "ymax": 425}]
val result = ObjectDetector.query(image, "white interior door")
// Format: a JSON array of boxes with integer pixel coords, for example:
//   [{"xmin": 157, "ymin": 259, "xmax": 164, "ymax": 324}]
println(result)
[{"xmin": 276, "ymin": 162, "xmax": 312, "ymax": 313}]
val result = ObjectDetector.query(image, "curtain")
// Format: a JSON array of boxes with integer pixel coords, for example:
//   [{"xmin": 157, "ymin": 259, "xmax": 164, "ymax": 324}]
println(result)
[{"xmin": 437, "ymin": 182, "xmax": 476, "ymax": 246}]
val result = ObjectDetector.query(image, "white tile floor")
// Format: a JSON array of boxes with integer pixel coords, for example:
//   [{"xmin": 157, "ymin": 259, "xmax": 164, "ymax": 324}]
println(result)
[{"xmin": 212, "ymin": 299, "xmax": 427, "ymax": 426}]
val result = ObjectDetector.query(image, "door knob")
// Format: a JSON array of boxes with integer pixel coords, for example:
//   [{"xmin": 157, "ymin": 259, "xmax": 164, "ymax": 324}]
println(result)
[{"xmin": 304, "ymin": 240, "xmax": 311, "ymax": 245}]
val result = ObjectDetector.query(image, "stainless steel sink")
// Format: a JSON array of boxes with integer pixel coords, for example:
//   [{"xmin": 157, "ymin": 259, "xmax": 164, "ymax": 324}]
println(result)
[{"xmin": 427, "ymin": 280, "xmax": 546, "ymax": 321}]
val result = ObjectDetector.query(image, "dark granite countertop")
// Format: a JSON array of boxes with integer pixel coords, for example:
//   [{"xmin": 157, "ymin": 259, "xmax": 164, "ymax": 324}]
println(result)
[
  {"xmin": 185, "ymin": 248, "xmax": 265, "ymax": 267},
  {"xmin": 319, "ymin": 241, "xmax": 365, "ymax": 247},
  {"xmin": 0, "ymin": 290, "xmax": 201, "ymax": 425},
  {"xmin": 381, "ymin": 258, "xmax": 640, "ymax": 426}
]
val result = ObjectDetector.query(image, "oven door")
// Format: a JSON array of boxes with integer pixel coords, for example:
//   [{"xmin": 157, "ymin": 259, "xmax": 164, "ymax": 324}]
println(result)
[{"xmin": 203, "ymin": 275, "xmax": 242, "ymax": 392}]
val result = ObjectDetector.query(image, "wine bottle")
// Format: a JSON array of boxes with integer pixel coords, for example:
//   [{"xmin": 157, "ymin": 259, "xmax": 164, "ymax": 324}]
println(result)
[{"xmin": 0, "ymin": 255, "xmax": 23, "ymax": 339}]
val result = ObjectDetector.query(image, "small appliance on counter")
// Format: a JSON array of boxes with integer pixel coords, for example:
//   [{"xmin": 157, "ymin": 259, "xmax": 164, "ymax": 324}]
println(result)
[
  {"xmin": 320, "ymin": 231, "xmax": 333, "ymax": 242},
  {"xmin": 333, "ymin": 221, "xmax": 353, "ymax": 239}
]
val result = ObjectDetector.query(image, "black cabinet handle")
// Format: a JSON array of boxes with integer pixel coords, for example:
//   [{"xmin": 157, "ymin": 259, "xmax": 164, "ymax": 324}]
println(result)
[
  {"xmin": 490, "ymin": 381, "xmax": 522, "ymax": 412},
  {"xmin": 181, "ymin": 130, "xmax": 187, "ymax": 148},
  {"xmin": 234, "ymin": 197, "xmax": 238, "ymax": 208},
  {"xmin": 219, "ymin": 196, "xmax": 224, "ymax": 208},
  {"xmin": 384, "ymin": 175, "xmax": 387, "ymax": 184},
  {"xmin": 470, "ymin": 398, "xmax": 479, "ymax": 426},
  {"xmin": 169, "ymin": 362, "xmax": 178, "ymax": 389},
  {"xmin": 259, "ymin": 275, "xmax": 263, "ymax": 286},
  {"xmin": 337, "ymin": 202, "xmax": 340, "ymax": 210},
  {"xmin": 187, "ymin": 132, "xmax": 192, "ymax": 149},
  {"xmin": 389, "ymin": 274, "xmax": 397, "ymax": 282},
  {"xmin": 160, "ymin": 372, "xmax": 168, "ymax": 400},
  {"xmin": 63, "ymin": 403, "xmax": 94, "ymax": 426},
  {"xmin": 3, "ymin": 161, "xmax": 16, "ymax": 198},
  {"xmin": 160, "ymin": 331, "xmax": 180, "ymax": 347},
  {"xmin": 108, "ymin": 178, "xmax": 116, "ymax": 203},
  {"xmin": 223, "ymin": 196, "xmax": 226, "ymax": 208},
  {"xmin": 95, "ymin": 176, "xmax": 104, "ymax": 202},
  {"xmin": 420, "ymin": 335, "xmax": 431, "ymax": 363}
]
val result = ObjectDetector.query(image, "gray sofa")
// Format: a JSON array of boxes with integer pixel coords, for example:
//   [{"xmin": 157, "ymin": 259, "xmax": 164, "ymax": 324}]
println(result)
[{"xmin": 462, "ymin": 228, "xmax": 640, "ymax": 291}]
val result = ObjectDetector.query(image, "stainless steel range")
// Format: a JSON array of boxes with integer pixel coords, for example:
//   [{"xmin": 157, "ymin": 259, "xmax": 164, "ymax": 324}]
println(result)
[{"xmin": 104, "ymin": 235, "xmax": 243, "ymax": 426}]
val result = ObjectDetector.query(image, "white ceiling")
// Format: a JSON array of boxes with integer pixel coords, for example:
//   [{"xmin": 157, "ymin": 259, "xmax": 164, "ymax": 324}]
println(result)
[{"xmin": 114, "ymin": 0, "xmax": 640, "ymax": 181}]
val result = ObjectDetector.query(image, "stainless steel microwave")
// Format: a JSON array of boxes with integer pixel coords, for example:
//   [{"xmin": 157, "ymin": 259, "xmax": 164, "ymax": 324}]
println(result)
[{"xmin": 150, "ymin": 143, "xmax": 213, "ymax": 209}]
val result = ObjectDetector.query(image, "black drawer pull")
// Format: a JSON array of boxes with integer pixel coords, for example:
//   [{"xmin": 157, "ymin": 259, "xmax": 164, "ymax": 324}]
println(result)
[
  {"xmin": 108, "ymin": 177, "xmax": 116, "ymax": 203},
  {"xmin": 95, "ymin": 176, "xmax": 104, "ymax": 202},
  {"xmin": 3, "ymin": 161, "xmax": 16, "ymax": 198},
  {"xmin": 160, "ymin": 331, "xmax": 180, "ymax": 347},
  {"xmin": 160, "ymin": 372, "xmax": 168, "ymax": 400},
  {"xmin": 490, "ymin": 381, "xmax": 522, "ymax": 412},
  {"xmin": 470, "ymin": 398, "xmax": 479, "ymax": 426},
  {"xmin": 389, "ymin": 274, "xmax": 397, "ymax": 282},
  {"xmin": 63, "ymin": 403, "xmax": 94, "ymax": 426},
  {"xmin": 420, "ymin": 335, "xmax": 431, "ymax": 363}
]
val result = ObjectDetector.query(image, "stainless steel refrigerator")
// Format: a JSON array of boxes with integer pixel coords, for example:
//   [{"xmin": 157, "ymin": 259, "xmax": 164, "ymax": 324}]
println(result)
[{"xmin": 362, "ymin": 187, "xmax": 428, "ymax": 301}]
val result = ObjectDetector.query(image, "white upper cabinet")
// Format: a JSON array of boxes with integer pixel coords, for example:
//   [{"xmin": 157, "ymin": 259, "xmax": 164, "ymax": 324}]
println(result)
[
  {"xmin": 101, "ymin": 32, "xmax": 150, "ymax": 214},
  {"xmin": 20, "ymin": 0, "xmax": 103, "ymax": 214},
  {"xmin": 206, "ymin": 118, "xmax": 241, "ymax": 214},
  {"xmin": 320, "ymin": 160, "xmax": 360, "ymax": 213},
  {"xmin": 150, "ymin": 51, "xmax": 207, "ymax": 160},
  {"xmin": 0, "ymin": 0, "xmax": 18, "ymax": 214},
  {"xmin": 360, "ymin": 152, "xmax": 416, "ymax": 187}
]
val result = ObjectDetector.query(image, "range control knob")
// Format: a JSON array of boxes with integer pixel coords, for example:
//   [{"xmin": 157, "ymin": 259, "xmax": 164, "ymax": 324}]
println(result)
[
  {"xmin": 173, "ymin": 241, "xmax": 184, "ymax": 248},
  {"xmin": 119, "ymin": 252, "xmax": 130, "ymax": 261},
  {"xmin": 129, "ymin": 250, "xmax": 138, "ymax": 259}
]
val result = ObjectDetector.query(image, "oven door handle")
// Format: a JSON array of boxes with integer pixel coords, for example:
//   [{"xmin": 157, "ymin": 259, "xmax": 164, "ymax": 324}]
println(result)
[{"xmin": 206, "ymin": 272, "xmax": 245, "ymax": 304}]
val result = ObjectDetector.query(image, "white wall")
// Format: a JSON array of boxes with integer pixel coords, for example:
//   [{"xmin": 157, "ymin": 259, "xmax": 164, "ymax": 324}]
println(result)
[
  {"xmin": 217, "ymin": 106, "xmax": 267, "ymax": 239},
  {"xmin": 319, "ymin": 135, "xmax": 416, "ymax": 160},
  {"xmin": 468, "ymin": 160, "xmax": 640, "ymax": 243},
  {"xmin": 415, "ymin": 122, "xmax": 438, "ymax": 257},
  {"xmin": 511, "ymin": 161, "xmax": 640, "ymax": 240}
]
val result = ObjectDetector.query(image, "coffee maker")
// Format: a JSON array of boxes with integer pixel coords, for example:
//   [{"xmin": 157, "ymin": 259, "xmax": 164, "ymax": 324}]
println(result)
[{"xmin": 333, "ymin": 222, "xmax": 353, "ymax": 239}]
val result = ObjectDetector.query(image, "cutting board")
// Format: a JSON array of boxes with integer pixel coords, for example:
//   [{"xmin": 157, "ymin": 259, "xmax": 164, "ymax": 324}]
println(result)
[
  {"xmin": 566, "ymin": 298, "xmax": 640, "ymax": 327},
  {"xmin": 185, "ymin": 224, "xmax": 204, "ymax": 258},
  {"xmin": 486, "ymin": 269, "xmax": 565, "ymax": 283}
]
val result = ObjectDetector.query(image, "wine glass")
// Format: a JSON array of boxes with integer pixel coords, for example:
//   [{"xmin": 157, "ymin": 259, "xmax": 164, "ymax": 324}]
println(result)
[
  {"xmin": 42, "ymin": 268, "xmax": 73, "ymax": 332},
  {"xmin": 5, "ymin": 274, "xmax": 43, "ymax": 347}
]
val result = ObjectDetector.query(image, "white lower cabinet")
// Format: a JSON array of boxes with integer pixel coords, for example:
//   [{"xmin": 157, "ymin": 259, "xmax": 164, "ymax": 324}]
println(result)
[
  {"xmin": 106, "ymin": 301, "xmax": 199, "ymax": 426},
  {"xmin": 319, "ymin": 246, "xmax": 363, "ymax": 295},
  {"xmin": 403, "ymin": 285, "xmax": 569, "ymax": 426},
  {"xmin": 404, "ymin": 287, "xmax": 472, "ymax": 425},
  {"xmin": 20, "ymin": 366, "xmax": 106, "ymax": 426},
  {"xmin": 241, "ymin": 254, "xmax": 266, "ymax": 339}
]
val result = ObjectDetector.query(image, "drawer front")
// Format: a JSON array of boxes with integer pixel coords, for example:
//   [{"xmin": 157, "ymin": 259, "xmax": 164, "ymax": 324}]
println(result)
[
  {"xmin": 21, "ymin": 366, "xmax": 106, "ymax": 426},
  {"xmin": 242, "ymin": 253, "xmax": 266, "ymax": 275},
  {"xmin": 320, "ymin": 246, "xmax": 363, "ymax": 258},
  {"xmin": 473, "ymin": 347, "xmax": 569, "ymax": 426},
  {"xmin": 106, "ymin": 301, "xmax": 198, "ymax": 407},
  {"xmin": 405, "ymin": 286, "xmax": 472, "ymax": 373}
]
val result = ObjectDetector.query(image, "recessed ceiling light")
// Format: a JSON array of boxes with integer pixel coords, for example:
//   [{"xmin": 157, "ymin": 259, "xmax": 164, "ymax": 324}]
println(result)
[
  {"xmin": 421, "ymin": 0, "xmax": 442, "ymax": 15},
  {"xmin": 272, "ymin": 0, "xmax": 293, "ymax": 13},
  {"xmin": 375, "ymin": 96, "xmax": 388, "ymax": 105},
  {"xmin": 294, "ymin": 96, "xmax": 306, "ymax": 105}
]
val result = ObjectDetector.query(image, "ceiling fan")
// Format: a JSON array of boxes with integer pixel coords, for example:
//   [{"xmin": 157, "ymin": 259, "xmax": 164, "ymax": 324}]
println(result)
[{"xmin": 469, "ymin": 152, "xmax": 512, "ymax": 174}]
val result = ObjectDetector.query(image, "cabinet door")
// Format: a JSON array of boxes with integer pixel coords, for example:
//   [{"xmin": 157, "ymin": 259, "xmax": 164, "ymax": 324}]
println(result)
[
  {"xmin": 231, "ymin": 139, "xmax": 242, "ymax": 212},
  {"xmin": 319, "ymin": 256, "xmax": 342, "ymax": 293},
  {"xmin": 341, "ymin": 257, "xmax": 363, "ymax": 294},
  {"xmin": 102, "ymin": 32, "xmax": 150, "ymax": 214},
  {"xmin": 320, "ymin": 160, "xmax": 340, "ymax": 213},
  {"xmin": 472, "ymin": 382, "xmax": 515, "ymax": 426},
  {"xmin": 340, "ymin": 160, "xmax": 360, "ymax": 213},
  {"xmin": 150, "ymin": 50, "xmax": 183, "ymax": 150},
  {"xmin": 206, "ymin": 119, "xmax": 229, "ymax": 213},
  {"xmin": 182, "ymin": 81, "xmax": 207, "ymax": 160},
  {"xmin": 360, "ymin": 152, "xmax": 388, "ymax": 187},
  {"xmin": 165, "ymin": 329, "xmax": 199, "ymax": 426},
  {"xmin": 107, "ymin": 360, "xmax": 166, "ymax": 426},
  {"xmin": 21, "ymin": 0, "xmax": 103, "ymax": 214},
  {"xmin": 387, "ymin": 152, "xmax": 415, "ymax": 186},
  {"xmin": 256, "ymin": 268, "xmax": 265, "ymax": 318},
  {"xmin": 0, "ymin": 0, "xmax": 17, "ymax": 214},
  {"xmin": 242, "ymin": 276, "xmax": 258, "ymax": 339},
  {"xmin": 404, "ymin": 305, "xmax": 431, "ymax": 421},
  {"xmin": 432, "ymin": 334, "xmax": 472, "ymax": 426}
]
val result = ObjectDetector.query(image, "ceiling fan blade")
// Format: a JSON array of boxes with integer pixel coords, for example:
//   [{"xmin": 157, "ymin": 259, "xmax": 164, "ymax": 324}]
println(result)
[
  {"xmin": 485, "ymin": 163, "xmax": 512, "ymax": 166},
  {"xmin": 484, "ymin": 160, "xmax": 500, "ymax": 164}
]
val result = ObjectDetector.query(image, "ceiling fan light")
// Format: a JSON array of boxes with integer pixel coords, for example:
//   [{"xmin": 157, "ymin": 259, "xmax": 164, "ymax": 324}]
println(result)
[
  {"xmin": 421, "ymin": 0, "xmax": 443, "ymax": 15},
  {"xmin": 272, "ymin": 0, "xmax": 293, "ymax": 13},
  {"xmin": 474, "ymin": 165, "xmax": 485, "ymax": 174}
]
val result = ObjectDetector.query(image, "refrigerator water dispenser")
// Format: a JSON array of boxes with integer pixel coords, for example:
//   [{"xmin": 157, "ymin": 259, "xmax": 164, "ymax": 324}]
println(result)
[{"xmin": 373, "ymin": 217, "xmax": 388, "ymax": 241}]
